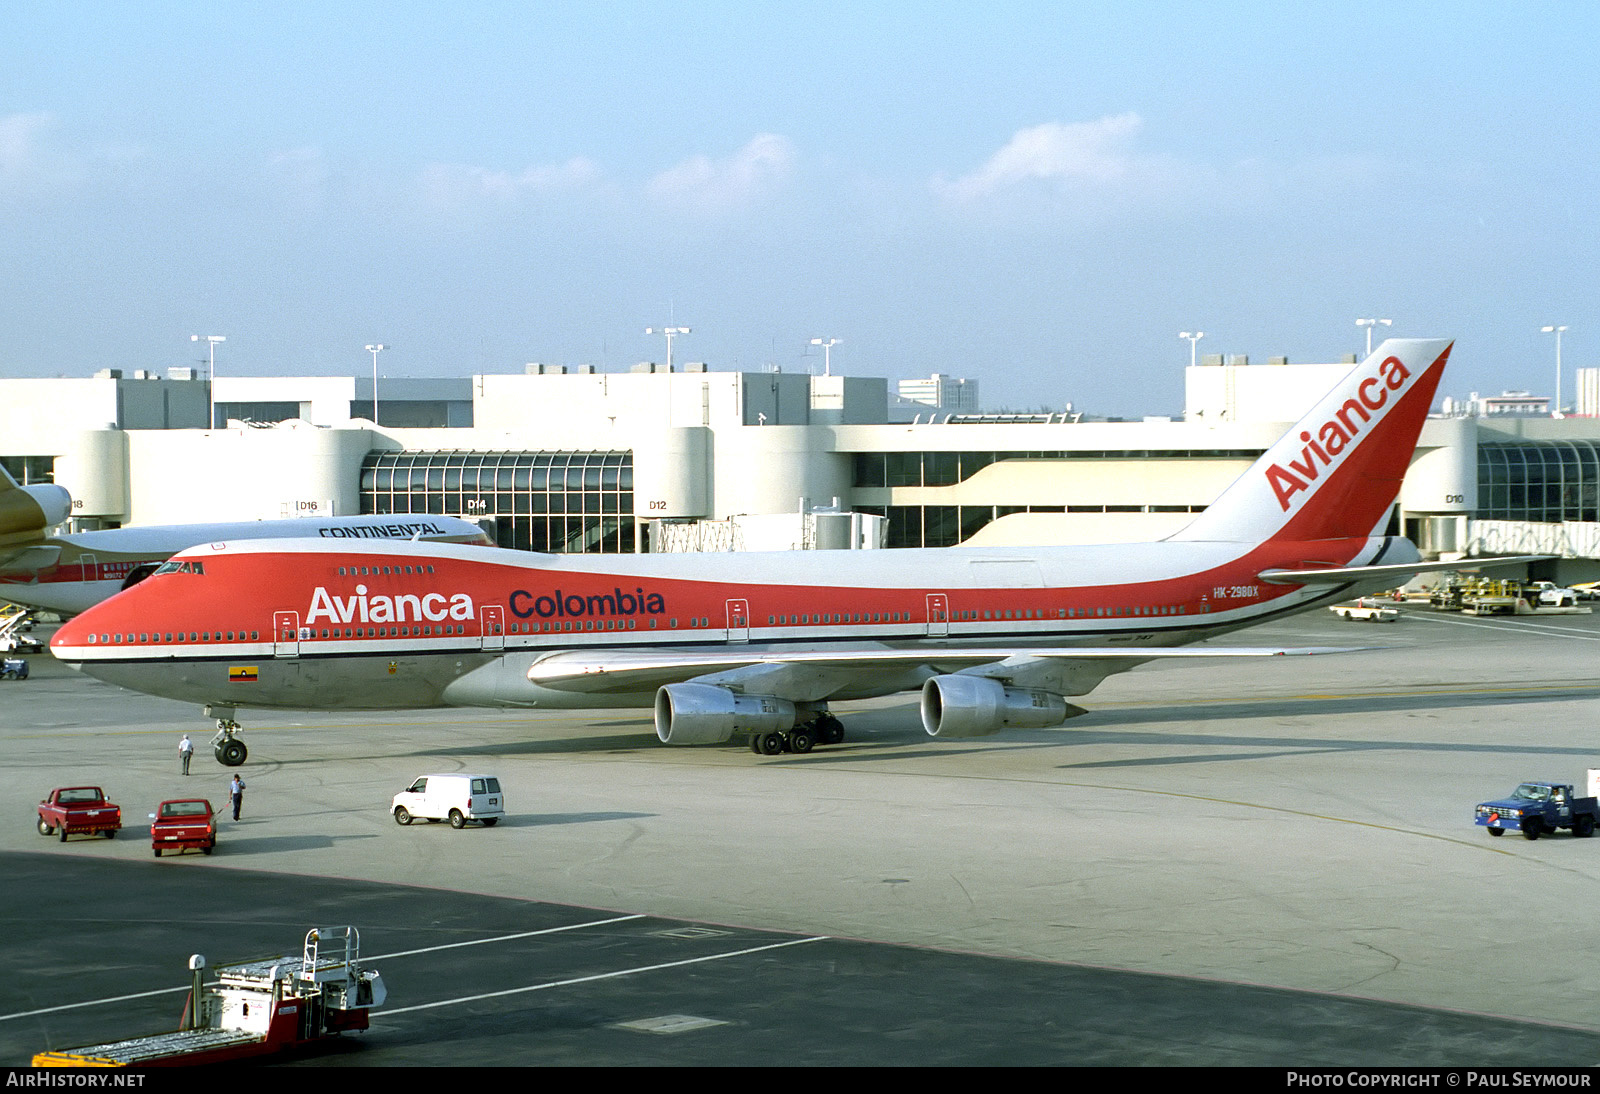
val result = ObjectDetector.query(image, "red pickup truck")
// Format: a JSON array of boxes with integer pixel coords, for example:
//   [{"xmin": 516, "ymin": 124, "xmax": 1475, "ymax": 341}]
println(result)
[
  {"xmin": 37, "ymin": 787, "xmax": 122, "ymax": 841},
  {"xmin": 151, "ymin": 799, "xmax": 217, "ymax": 857}
]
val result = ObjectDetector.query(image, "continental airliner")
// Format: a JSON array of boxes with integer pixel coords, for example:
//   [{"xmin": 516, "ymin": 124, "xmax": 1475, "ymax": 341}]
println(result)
[
  {"xmin": 1, "ymin": 506, "xmax": 491, "ymax": 616},
  {"xmin": 52, "ymin": 339, "xmax": 1515, "ymax": 766}
]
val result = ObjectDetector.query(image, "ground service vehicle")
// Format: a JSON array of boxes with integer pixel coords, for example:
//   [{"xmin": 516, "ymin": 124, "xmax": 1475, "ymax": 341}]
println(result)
[
  {"xmin": 392, "ymin": 773, "xmax": 504, "ymax": 828},
  {"xmin": 0, "ymin": 657, "xmax": 26, "ymax": 680},
  {"xmin": 37, "ymin": 786, "xmax": 121, "ymax": 841},
  {"xmin": 1475, "ymin": 782, "xmax": 1600, "ymax": 840},
  {"xmin": 1329, "ymin": 598, "xmax": 1398, "ymax": 622},
  {"xmin": 33, "ymin": 926, "xmax": 385, "ymax": 1067},
  {"xmin": 151, "ymin": 799, "xmax": 217, "ymax": 856},
  {"xmin": 1530, "ymin": 581, "xmax": 1580, "ymax": 607}
]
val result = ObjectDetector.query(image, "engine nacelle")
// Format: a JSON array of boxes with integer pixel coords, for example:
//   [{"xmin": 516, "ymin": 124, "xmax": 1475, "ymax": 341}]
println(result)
[
  {"xmin": 1, "ymin": 482, "xmax": 71, "ymax": 542},
  {"xmin": 654, "ymin": 683, "xmax": 797, "ymax": 745},
  {"xmin": 919, "ymin": 674, "xmax": 1082, "ymax": 739}
]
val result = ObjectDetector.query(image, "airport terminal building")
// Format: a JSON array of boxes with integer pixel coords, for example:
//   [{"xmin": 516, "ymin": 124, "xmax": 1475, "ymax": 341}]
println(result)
[{"xmin": 3, "ymin": 356, "xmax": 1599, "ymax": 583}]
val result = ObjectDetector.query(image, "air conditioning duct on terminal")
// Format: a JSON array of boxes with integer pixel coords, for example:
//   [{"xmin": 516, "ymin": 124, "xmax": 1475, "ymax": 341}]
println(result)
[
  {"xmin": 919, "ymin": 674, "xmax": 1085, "ymax": 739},
  {"xmin": 654, "ymin": 683, "xmax": 798, "ymax": 745}
]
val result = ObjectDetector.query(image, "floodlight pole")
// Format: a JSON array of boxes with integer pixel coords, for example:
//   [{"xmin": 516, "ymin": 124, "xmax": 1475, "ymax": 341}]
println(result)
[
  {"xmin": 646, "ymin": 326, "xmax": 690, "ymax": 371},
  {"xmin": 1179, "ymin": 331, "xmax": 1204, "ymax": 368},
  {"xmin": 1542, "ymin": 325, "xmax": 1568, "ymax": 417},
  {"xmin": 191, "ymin": 335, "xmax": 226, "ymax": 428},
  {"xmin": 1356, "ymin": 318, "xmax": 1392, "ymax": 356},
  {"xmin": 366, "ymin": 344, "xmax": 388, "ymax": 423}
]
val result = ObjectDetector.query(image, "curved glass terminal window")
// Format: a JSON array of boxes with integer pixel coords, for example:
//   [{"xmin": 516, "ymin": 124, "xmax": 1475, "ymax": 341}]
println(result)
[
  {"xmin": 360, "ymin": 450, "xmax": 635, "ymax": 553},
  {"xmin": 1477, "ymin": 441, "xmax": 1600, "ymax": 523}
]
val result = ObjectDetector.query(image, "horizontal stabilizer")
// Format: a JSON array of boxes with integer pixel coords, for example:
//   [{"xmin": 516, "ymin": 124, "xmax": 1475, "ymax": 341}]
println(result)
[{"xmin": 1259, "ymin": 555, "xmax": 1554, "ymax": 586}]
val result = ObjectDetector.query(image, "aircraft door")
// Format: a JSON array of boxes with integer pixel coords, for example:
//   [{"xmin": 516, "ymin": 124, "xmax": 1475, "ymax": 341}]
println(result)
[
  {"xmin": 725, "ymin": 598, "xmax": 750, "ymax": 643},
  {"xmin": 480, "ymin": 605, "xmax": 505, "ymax": 651},
  {"xmin": 926, "ymin": 593, "xmax": 949, "ymax": 638},
  {"xmin": 273, "ymin": 611, "xmax": 300, "ymax": 657},
  {"xmin": 78, "ymin": 552, "xmax": 98, "ymax": 583}
]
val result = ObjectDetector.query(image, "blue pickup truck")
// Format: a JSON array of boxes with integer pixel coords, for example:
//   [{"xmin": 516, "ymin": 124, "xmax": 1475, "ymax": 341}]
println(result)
[{"xmin": 1475, "ymin": 782, "xmax": 1599, "ymax": 840}]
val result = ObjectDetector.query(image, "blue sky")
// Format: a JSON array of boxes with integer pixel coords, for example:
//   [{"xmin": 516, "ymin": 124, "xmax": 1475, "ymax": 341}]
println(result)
[{"xmin": 3, "ymin": 1, "xmax": 1596, "ymax": 416}]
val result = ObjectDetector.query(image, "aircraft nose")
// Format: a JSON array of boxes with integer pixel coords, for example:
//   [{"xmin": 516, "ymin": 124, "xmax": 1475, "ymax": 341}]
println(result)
[{"xmin": 50, "ymin": 605, "xmax": 102, "ymax": 655}]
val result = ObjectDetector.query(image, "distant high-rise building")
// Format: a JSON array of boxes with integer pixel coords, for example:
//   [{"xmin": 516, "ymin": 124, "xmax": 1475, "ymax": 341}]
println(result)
[
  {"xmin": 1576, "ymin": 367, "xmax": 1599, "ymax": 418},
  {"xmin": 892, "ymin": 374, "xmax": 980, "ymax": 420}
]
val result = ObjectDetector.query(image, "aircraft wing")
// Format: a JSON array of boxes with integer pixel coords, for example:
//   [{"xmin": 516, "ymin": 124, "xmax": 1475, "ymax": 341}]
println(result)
[
  {"xmin": 525, "ymin": 645, "xmax": 1356, "ymax": 698},
  {"xmin": 1259, "ymin": 555, "xmax": 1553, "ymax": 585},
  {"xmin": 0, "ymin": 544, "xmax": 61, "ymax": 576}
]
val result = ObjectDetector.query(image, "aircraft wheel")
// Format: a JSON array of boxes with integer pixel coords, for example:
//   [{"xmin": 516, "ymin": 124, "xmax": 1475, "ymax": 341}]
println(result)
[
  {"xmin": 789, "ymin": 729, "xmax": 814, "ymax": 754},
  {"xmin": 818, "ymin": 715, "xmax": 844, "ymax": 744},
  {"xmin": 1487, "ymin": 826, "xmax": 1504, "ymax": 837},
  {"xmin": 448, "ymin": 809, "xmax": 466, "ymax": 829},
  {"xmin": 218, "ymin": 739, "xmax": 248, "ymax": 767},
  {"xmin": 757, "ymin": 732, "xmax": 785, "ymax": 756},
  {"xmin": 394, "ymin": 807, "xmax": 413, "ymax": 826},
  {"xmin": 749, "ymin": 734, "xmax": 764, "ymax": 754}
]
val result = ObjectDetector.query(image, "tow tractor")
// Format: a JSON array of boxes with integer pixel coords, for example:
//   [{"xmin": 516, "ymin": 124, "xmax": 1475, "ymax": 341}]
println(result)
[
  {"xmin": 0, "ymin": 604, "xmax": 42, "ymax": 654},
  {"xmin": 33, "ymin": 926, "xmax": 385, "ymax": 1067}
]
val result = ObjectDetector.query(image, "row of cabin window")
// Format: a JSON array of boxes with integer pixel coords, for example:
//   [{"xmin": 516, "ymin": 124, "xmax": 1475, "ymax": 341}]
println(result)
[
  {"xmin": 335, "ymin": 565, "xmax": 438, "ymax": 576},
  {"xmin": 757, "ymin": 606, "xmax": 1197, "ymax": 626},
  {"xmin": 89, "ymin": 630, "xmax": 261, "ymax": 644},
  {"xmin": 502, "ymin": 618, "xmax": 717, "ymax": 633},
  {"xmin": 300, "ymin": 625, "xmax": 468, "ymax": 639},
  {"xmin": 766, "ymin": 612, "xmax": 913, "ymax": 625}
]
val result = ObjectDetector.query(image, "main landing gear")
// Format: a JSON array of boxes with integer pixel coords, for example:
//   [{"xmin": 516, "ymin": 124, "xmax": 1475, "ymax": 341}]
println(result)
[
  {"xmin": 748, "ymin": 713, "xmax": 846, "ymax": 756},
  {"xmin": 205, "ymin": 704, "xmax": 248, "ymax": 767}
]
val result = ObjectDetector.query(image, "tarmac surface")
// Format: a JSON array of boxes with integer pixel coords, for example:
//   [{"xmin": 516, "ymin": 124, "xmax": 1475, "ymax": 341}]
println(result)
[{"xmin": 3, "ymin": 602, "xmax": 1600, "ymax": 1066}]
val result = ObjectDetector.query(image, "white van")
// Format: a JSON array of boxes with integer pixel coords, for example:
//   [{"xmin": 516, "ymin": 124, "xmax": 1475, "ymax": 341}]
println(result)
[{"xmin": 391, "ymin": 774, "xmax": 504, "ymax": 829}]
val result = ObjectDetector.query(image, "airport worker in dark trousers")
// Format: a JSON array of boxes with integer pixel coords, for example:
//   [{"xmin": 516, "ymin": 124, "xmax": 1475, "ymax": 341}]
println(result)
[
  {"xmin": 179, "ymin": 734, "xmax": 193, "ymax": 775},
  {"xmin": 228, "ymin": 774, "xmax": 246, "ymax": 820}
]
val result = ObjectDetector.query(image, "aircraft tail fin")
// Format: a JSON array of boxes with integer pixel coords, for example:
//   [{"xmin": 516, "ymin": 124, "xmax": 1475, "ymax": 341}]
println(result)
[{"xmin": 1169, "ymin": 338, "xmax": 1452, "ymax": 544}]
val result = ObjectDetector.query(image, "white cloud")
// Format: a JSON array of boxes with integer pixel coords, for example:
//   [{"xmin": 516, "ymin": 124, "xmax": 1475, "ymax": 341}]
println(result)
[
  {"xmin": 646, "ymin": 133, "xmax": 797, "ymax": 212},
  {"xmin": 934, "ymin": 114, "xmax": 1146, "ymax": 203},
  {"xmin": 419, "ymin": 156, "xmax": 603, "ymax": 209},
  {"xmin": 0, "ymin": 112, "xmax": 58, "ymax": 185}
]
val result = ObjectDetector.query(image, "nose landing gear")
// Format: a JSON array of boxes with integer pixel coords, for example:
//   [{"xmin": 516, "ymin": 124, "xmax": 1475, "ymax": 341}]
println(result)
[{"xmin": 205, "ymin": 704, "xmax": 248, "ymax": 766}]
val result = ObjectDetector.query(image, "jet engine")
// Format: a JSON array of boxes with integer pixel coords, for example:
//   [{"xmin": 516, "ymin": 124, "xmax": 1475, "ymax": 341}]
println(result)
[
  {"xmin": 0, "ymin": 482, "xmax": 71, "ymax": 544},
  {"xmin": 654, "ymin": 683, "xmax": 797, "ymax": 745},
  {"xmin": 919, "ymin": 674, "xmax": 1084, "ymax": 738}
]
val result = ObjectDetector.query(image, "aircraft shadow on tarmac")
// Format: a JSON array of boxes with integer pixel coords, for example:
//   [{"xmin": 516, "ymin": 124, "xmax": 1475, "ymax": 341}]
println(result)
[{"xmin": 235, "ymin": 679, "xmax": 1600, "ymax": 771}]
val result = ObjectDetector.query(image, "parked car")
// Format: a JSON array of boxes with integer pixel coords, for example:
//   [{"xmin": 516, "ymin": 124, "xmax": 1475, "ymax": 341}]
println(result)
[
  {"xmin": 150, "ymin": 799, "xmax": 216, "ymax": 857},
  {"xmin": 37, "ymin": 786, "xmax": 121, "ymax": 841},
  {"xmin": 391, "ymin": 774, "xmax": 504, "ymax": 829},
  {"xmin": 1329, "ymin": 598, "xmax": 1399, "ymax": 622}
]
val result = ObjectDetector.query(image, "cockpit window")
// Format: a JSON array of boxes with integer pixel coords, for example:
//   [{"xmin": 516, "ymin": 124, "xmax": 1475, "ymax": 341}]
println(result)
[{"xmin": 153, "ymin": 560, "xmax": 205, "ymax": 576}]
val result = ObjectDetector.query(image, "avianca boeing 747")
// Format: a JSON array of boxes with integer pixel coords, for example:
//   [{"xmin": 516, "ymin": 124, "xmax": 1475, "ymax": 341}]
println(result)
[{"xmin": 51, "ymin": 339, "xmax": 1524, "ymax": 766}]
